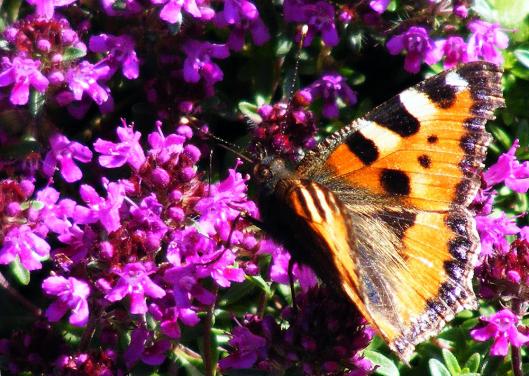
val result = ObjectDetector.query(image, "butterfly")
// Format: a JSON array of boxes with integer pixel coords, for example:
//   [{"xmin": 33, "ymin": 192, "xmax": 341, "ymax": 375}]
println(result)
[{"xmin": 250, "ymin": 61, "xmax": 504, "ymax": 361}]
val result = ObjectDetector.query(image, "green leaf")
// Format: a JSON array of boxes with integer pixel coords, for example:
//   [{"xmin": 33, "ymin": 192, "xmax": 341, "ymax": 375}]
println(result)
[
  {"xmin": 464, "ymin": 353, "xmax": 481, "ymax": 373},
  {"xmin": 10, "ymin": 256, "xmax": 30, "ymax": 285},
  {"xmin": 493, "ymin": 0, "xmax": 529, "ymax": 28},
  {"xmin": 29, "ymin": 90, "xmax": 45, "ymax": 118},
  {"xmin": 175, "ymin": 353, "xmax": 203, "ymax": 376},
  {"xmin": 514, "ymin": 49, "xmax": 529, "ymax": 69},
  {"xmin": 363, "ymin": 350, "xmax": 399, "ymax": 376},
  {"xmin": 455, "ymin": 309, "xmax": 474, "ymax": 319},
  {"xmin": 20, "ymin": 200, "xmax": 45, "ymax": 211},
  {"xmin": 442, "ymin": 349, "xmax": 461, "ymax": 375},
  {"xmin": 275, "ymin": 38, "xmax": 293, "ymax": 56},
  {"xmin": 481, "ymin": 354, "xmax": 504, "ymax": 376},
  {"xmin": 218, "ymin": 280, "xmax": 256, "ymax": 307},
  {"xmin": 62, "ymin": 46, "xmax": 87, "ymax": 62},
  {"xmin": 472, "ymin": 0, "xmax": 497, "ymax": 22},
  {"xmin": 429, "ymin": 358, "xmax": 451, "ymax": 376},
  {"xmin": 245, "ymin": 275, "xmax": 271, "ymax": 296},
  {"xmin": 238, "ymin": 101, "xmax": 262, "ymax": 124},
  {"xmin": 3, "ymin": 0, "xmax": 23, "ymax": 23},
  {"xmin": 489, "ymin": 123, "xmax": 513, "ymax": 150}
]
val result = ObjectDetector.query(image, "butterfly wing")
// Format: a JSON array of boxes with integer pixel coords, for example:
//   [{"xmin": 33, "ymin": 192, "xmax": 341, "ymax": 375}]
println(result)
[{"xmin": 294, "ymin": 62, "xmax": 504, "ymax": 360}]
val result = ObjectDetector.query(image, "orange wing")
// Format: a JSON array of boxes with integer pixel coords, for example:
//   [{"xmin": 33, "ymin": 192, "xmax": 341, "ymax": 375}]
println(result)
[{"xmin": 294, "ymin": 62, "xmax": 504, "ymax": 360}]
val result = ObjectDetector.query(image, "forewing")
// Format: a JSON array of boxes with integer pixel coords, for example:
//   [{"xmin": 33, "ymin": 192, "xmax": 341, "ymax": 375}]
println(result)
[
  {"xmin": 298, "ymin": 62, "xmax": 504, "ymax": 211},
  {"xmin": 293, "ymin": 61, "xmax": 504, "ymax": 360}
]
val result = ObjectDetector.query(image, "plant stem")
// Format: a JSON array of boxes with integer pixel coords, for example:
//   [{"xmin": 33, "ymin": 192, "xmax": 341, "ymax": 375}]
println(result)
[
  {"xmin": 512, "ymin": 299, "xmax": 523, "ymax": 376},
  {"xmin": 203, "ymin": 286, "xmax": 218, "ymax": 376},
  {"xmin": 0, "ymin": 272, "xmax": 41, "ymax": 317}
]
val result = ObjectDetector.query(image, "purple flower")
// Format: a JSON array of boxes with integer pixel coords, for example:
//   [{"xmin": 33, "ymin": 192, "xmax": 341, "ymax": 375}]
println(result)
[
  {"xmin": 438, "ymin": 36, "xmax": 469, "ymax": 69},
  {"xmin": 74, "ymin": 180, "xmax": 126, "ymax": 233},
  {"xmin": 215, "ymin": 0, "xmax": 270, "ymax": 51},
  {"xmin": 124, "ymin": 328, "xmax": 170, "ymax": 368},
  {"xmin": 42, "ymin": 276, "xmax": 90, "ymax": 327},
  {"xmin": 94, "ymin": 122, "xmax": 146, "ymax": 170},
  {"xmin": 453, "ymin": 3, "xmax": 468, "ymax": 18},
  {"xmin": 470, "ymin": 309, "xmax": 529, "ymax": 356},
  {"xmin": 25, "ymin": 0, "xmax": 76, "ymax": 19},
  {"xmin": 182, "ymin": 40, "xmax": 229, "ymax": 86},
  {"xmin": 484, "ymin": 140, "xmax": 529, "ymax": 193},
  {"xmin": 89, "ymin": 34, "xmax": 139, "ymax": 80},
  {"xmin": 60, "ymin": 61, "xmax": 111, "ymax": 105},
  {"xmin": 0, "ymin": 57, "xmax": 49, "ymax": 105},
  {"xmin": 307, "ymin": 73, "xmax": 357, "ymax": 118},
  {"xmin": 42, "ymin": 133, "xmax": 92, "ymax": 182},
  {"xmin": 196, "ymin": 249, "xmax": 246, "ymax": 287},
  {"xmin": 467, "ymin": 20, "xmax": 509, "ymax": 65},
  {"xmin": 105, "ymin": 262, "xmax": 166, "ymax": 314},
  {"xmin": 258, "ymin": 239, "xmax": 317, "ymax": 291},
  {"xmin": 150, "ymin": 304, "xmax": 200, "ymax": 339},
  {"xmin": 477, "ymin": 212, "xmax": 520, "ymax": 257},
  {"xmin": 151, "ymin": 0, "xmax": 208, "ymax": 24},
  {"xmin": 219, "ymin": 326, "xmax": 268, "ymax": 369},
  {"xmin": 31, "ymin": 187, "xmax": 76, "ymax": 236},
  {"xmin": 129, "ymin": 194, "xmax": 168, "ymax": 252},
  {"xmin": 386, "ymin": 26, "xmax": 443, "ymax": 73},
  {"xmin": 164, "ymin": 263, "xmax": 216, "ymax": 308},
  {"xmin": 284, "ymin": 0, "xmax": 338, "ymax": 47},
  {"xmin": 369, "ymin": 0, "xmax": 389, "ymax": 14},
  {"xmin": 0, "ymin": 225, "xmax": 50, "ymax": 271},
  {"xmin": 147, "ymin": 125, "xmax": 187, "ymax": 164}
]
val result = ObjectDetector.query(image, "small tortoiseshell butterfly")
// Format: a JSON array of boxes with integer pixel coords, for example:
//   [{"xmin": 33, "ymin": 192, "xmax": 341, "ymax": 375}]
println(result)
[{"xmin": 252, "ymin": 61, "xmax": 504, "ymax": 361}]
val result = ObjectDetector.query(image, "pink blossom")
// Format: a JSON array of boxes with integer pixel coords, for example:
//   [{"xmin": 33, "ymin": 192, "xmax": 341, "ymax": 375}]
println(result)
[
  {"xmin": 74, "ymin": 180, "xmax": 126, "ymax": 233},
  {"xmin": 0, "ymin": 225, "xmax": 50, "ymax": 271},
  {"xmin": 386, "ymin": 26, "xmax": 442, "ymax": 73},
  {"xmin": 467, "ymin": 20, "xmax": 509, "ymax": 65},
  {"xmin": 94, "ymin": 121, "xmax": 146, "ymax": 170},
  {"xmin": 0, "ymin": 57, "xmax": 49, "ymax": 105},
  {"xmin": 42, "ymin": 133, "xmax": 93, "ymax": 182},
  {"xmin": 25, "ymin": 0, "xmax": 76, "ymax": 19},
  {"xmin": 471, "ymin": 309, "xmax": 529, "ymax": 356},
  {"xmin": 105, "ymin": 262, "xmax": 166, "ymax": 314},
  {"xmin": 484, "ymin": 139, "xmax": 529, "ymax": 193},
  {"xmin": 42, "ymin": 276, "xmax": 90, "ymax": 327},
  {"xmin": 89, "ymin": 34, "xmax": 139, "ymax": 79},
  {"xmin": 476, "ymin": 212, "xmax": 520, "ymax": 256},
  {"xmin": 60, "ymin": 61, "xmax": 111, "ymax": 105},
  {"xmin": 124, "ymin": 328, "xmax": 170, "ymax": 368},
  {"xmin": 369, "ymin": 0, "xmax": 389, "ymax": 14}
]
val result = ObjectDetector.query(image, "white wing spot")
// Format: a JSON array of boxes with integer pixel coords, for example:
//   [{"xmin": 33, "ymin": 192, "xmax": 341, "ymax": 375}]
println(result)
[{"xmin": 445, "ymin": 72, "xmax": 468, "ymax": 91}]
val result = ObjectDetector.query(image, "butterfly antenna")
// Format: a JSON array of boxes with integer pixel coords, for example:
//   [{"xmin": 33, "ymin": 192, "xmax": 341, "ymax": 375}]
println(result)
[
  {"xmin": 286, "ymin": 24, "xmax": 309, "ymax": 106},
  {"xmin": 184, "ymin": 117, "xmax": 256, "ymax": 164}
]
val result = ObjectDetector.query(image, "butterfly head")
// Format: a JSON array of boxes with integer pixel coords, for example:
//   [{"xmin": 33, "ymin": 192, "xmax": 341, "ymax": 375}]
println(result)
[{"xmin": 252, "ymin": 156, "xmax": 293, "ymax": 196}]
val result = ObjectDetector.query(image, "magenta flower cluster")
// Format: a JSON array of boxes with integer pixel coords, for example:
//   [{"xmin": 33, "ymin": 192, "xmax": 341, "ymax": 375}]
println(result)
[
  {"xmin": 469, "ymin": 140, "xmax": 529, "ymax": 358},
  {"xmin": 220, "ymin": 286, "xmax": 374, "ymax": 375},
  {"xmin": 0, "ymin": 121, "xmax": 273, "ymax": 370},
  {"xmin": 387, "ymin": 20, "xmax": 508, "ymax": 73},
  {"xmin": 0, "ymin": 16, "xmax": 139, "ymax": 114}
]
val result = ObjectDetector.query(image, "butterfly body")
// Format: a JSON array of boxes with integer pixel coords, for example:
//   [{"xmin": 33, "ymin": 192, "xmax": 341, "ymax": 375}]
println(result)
[{"xmin": 252, "ymin": 62, "xmax": 504, "ymax": 361}]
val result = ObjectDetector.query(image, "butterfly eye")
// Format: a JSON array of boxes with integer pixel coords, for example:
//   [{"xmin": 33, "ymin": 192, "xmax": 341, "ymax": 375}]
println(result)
[
  {"xmin": 258, "ymin": 167, "xmax": 271, "ymax": 179},
  {"xmin": 253, "ymin": 164, "xmax": 272, "ymax": 182}
]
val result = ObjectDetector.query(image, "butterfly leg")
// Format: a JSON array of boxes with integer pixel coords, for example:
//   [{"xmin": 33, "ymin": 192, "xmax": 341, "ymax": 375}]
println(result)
[
  {"xmin": 288, "ymin": 258, "xmax": 298, "ymax": 311},
  {"xmin": 238, "ymin": 211, "xmax": 271, "ymax": 232},
  {"xmin": 240, "ymin": 211, "xmax": 299, "ymax": 309}
]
